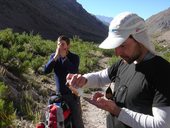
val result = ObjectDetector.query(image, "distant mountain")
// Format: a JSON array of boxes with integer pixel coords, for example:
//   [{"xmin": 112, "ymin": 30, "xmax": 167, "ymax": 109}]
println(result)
[
  {"xmin": 146, "ymin": 7, "xmax": 170, "ymax": 46},
  {"xmin": 0, "ymin": 0, "xmax": 107, "ymax": 43},
  {"xmin": 0, "ymin": 0, "xmax": 169, "ymax": 45},
  {"xmin": 146, "ymin": 8, "xmax": 170, "ymax": 34},
  {"xmin": 95, "ymin": 15, "xmax": 112, "ymax": 26}
]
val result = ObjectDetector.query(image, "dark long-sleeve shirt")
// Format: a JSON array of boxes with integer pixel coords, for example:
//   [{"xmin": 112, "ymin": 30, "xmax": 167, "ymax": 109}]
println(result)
[{"xmin": 44, "ymin": 51, "xmax": 80, "ymax": 95}]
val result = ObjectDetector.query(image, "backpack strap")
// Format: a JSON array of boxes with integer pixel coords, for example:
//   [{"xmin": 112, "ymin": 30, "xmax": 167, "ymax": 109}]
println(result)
[{"xmin": 63, "ymin": 109, "xmax": 71, "ymax": 120}]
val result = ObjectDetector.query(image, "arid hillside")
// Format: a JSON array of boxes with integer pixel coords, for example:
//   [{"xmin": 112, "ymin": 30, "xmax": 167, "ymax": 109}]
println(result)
[
  {"xmin": 146, "ymin": 8, "xmax": 170, "ymax": 47},
  {"xmin": 0, "ymin": 0, "xmax": 107, "ymax": 42}
]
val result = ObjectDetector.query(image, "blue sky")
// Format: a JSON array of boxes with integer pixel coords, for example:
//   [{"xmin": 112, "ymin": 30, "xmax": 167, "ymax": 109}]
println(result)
[{"xmin": 76, "ymin": 0, "xmax": 170, "ymax": 20}]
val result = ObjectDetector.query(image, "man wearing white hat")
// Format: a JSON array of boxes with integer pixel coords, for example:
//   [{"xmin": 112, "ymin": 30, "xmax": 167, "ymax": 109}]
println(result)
[{"xmin": 66, "ymin": 12, "xmax": 170, "ymax": 128}]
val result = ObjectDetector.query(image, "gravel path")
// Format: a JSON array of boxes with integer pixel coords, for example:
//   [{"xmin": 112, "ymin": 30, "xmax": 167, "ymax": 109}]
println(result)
[
  {"xmin": 82, "ymin": 98, "xmax": 107, "ymax": 128},
  {"xmin": 81, "ymin": 91, "xmax": 108, "ymax": 128}
]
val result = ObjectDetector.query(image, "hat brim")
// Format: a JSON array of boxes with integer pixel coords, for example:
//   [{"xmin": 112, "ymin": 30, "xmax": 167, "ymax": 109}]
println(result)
[{"xmin": 99, "ymin": 30, "xmax": 130, "ymax": 49}]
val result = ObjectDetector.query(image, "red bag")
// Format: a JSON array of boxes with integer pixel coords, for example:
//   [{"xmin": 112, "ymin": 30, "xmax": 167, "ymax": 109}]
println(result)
[
  {"xmin": 48, "ymin": 105, "xmax": 58, "ymax": 128},
  {"xmin": 43, "ymin": 94, "xmax": 72, "ymax": 128},
  {"xmin": 36, "ymin": 122, "xmax": 45, "ymax": 128}
]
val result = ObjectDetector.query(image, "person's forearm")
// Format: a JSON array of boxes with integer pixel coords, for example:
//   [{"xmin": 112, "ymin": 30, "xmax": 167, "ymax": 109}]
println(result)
[
  {"xmin": 118, "ymin": 107, "xmax": 170, "ymax": 128},
  {"xmin": 44, "ymin": 58, "xmax": 55, "ymax": 74},
  {"xmin": 83, "ymin": 69, "xmax": 111, "ymax": 88}
]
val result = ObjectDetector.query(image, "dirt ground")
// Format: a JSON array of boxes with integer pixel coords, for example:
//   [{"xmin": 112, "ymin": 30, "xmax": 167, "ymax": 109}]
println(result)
[
  {"xmin": 81, "ymin": 96, "xmax": 108, "ymax": 128},
  {"xmin": 81, "ymin": 85, "xmax": 114, "ymax": 128}
]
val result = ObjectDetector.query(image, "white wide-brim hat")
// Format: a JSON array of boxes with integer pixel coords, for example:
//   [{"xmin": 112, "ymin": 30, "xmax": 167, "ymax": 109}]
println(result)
[
  {"xmin": 99, "ymin": 29, "xmax": 132, "ymax": 49},
  {"xmin": 99, "ymin": 12, "xmax": 155, "ymax": 54}
]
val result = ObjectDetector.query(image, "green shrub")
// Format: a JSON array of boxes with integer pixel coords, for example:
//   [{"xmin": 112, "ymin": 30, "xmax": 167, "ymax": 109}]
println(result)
[
  {"xmin": 101, "ymin": 49, "xmax": 114, "ymax": 57},
  {"xmin": 70, "ymin": 38, "xmax": 103, "ymax": 73},
  {"xmin": 0, "ymin": 29, "xmax": 55, "ymax": 76},
  {"xmin": 0, "ymin": 82, "xmax": 16, "ymax": 127},
  {"xmin": 163, "ymin": 51, "xmax": 170, "ymax": 62},
  {"xmin": 0, "ymin": 28, "xmax": 15, "ymax": 44},
  {"xmin": 19, "ymin": 91, "xmax": 37, "ymax": 120},
  {"xmin": 31, "ymin": 56, "xmax": 45, "ymax": 73},
  {"xmin": 154, "ymin": 41, "xmax": 170, "ymax": 62}
]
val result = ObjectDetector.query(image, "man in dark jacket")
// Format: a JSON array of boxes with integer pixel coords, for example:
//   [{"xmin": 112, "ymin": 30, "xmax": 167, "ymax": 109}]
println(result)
[{"xmin": 44, "ymin": 35, "xmax": 84, "ymax": 128}]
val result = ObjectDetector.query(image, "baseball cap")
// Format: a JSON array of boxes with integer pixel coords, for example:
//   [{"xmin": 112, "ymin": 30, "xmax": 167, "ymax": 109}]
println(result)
[{"xmin": 99, "ymin": 12, "xmax": 155, "ymax": 53}]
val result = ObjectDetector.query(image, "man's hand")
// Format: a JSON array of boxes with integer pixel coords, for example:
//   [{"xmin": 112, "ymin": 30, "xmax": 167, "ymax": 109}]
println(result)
[
  {"xmin": 84, "ymin": 92, "xmax": 121, "ymax": 117},
  {"xmin": 53, "ymin": 43, "xmax": 67, "ymax": 61},
  {"xmin": 53, "ymin": 47, "xmax": 60, "ymax": 61},
  {"xmin": 66, "ymin": 73, "xmax": 87, "ymax": 88}
]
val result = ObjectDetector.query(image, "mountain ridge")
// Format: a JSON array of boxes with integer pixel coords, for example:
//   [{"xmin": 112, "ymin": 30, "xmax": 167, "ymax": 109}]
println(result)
[
  {"xmin": 0, "ymin": 0, "xmax": 170, "ymax": 45},
  {"xmin": 0, "ymin": 0, "xmax": 107, "ymax": 42},
  {"xmin": 95, "ymin": 15, "xmax": 112, "ymax": 26},
  {"xmin": 146, "ymin": 7, "xmax": 170, "ymax": 46},
  {"xmin": 146, "ymin": 7, "xmax": 170, "ymax": 34}
]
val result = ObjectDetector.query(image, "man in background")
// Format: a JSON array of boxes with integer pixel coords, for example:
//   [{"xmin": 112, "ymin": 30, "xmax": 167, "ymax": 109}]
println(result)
[{"xmin": 44, "ymin": 35, "xmax": 84, "ymax": 128}]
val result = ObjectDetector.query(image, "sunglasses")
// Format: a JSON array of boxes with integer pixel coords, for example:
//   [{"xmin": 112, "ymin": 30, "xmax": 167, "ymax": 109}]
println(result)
[{"xmin": 105, "ymin": 83, "xmax": 114, "ymax": 100}]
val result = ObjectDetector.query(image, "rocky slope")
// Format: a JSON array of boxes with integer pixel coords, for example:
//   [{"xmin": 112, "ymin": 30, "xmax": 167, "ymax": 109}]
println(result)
[
  {"xmin": 146, "ymin": 8, "xmax": 170, "ymax": 46},
  {"xmin": 0, "ymin": 61, "xmax": 109, "ymax": 128},
  {"xmin": 0, "ymin": 0, "xmax": 107, "ymax": 42},
  {"xmin": 146, "ymin": 8, "xmax": 170, "ymax": 34}
]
